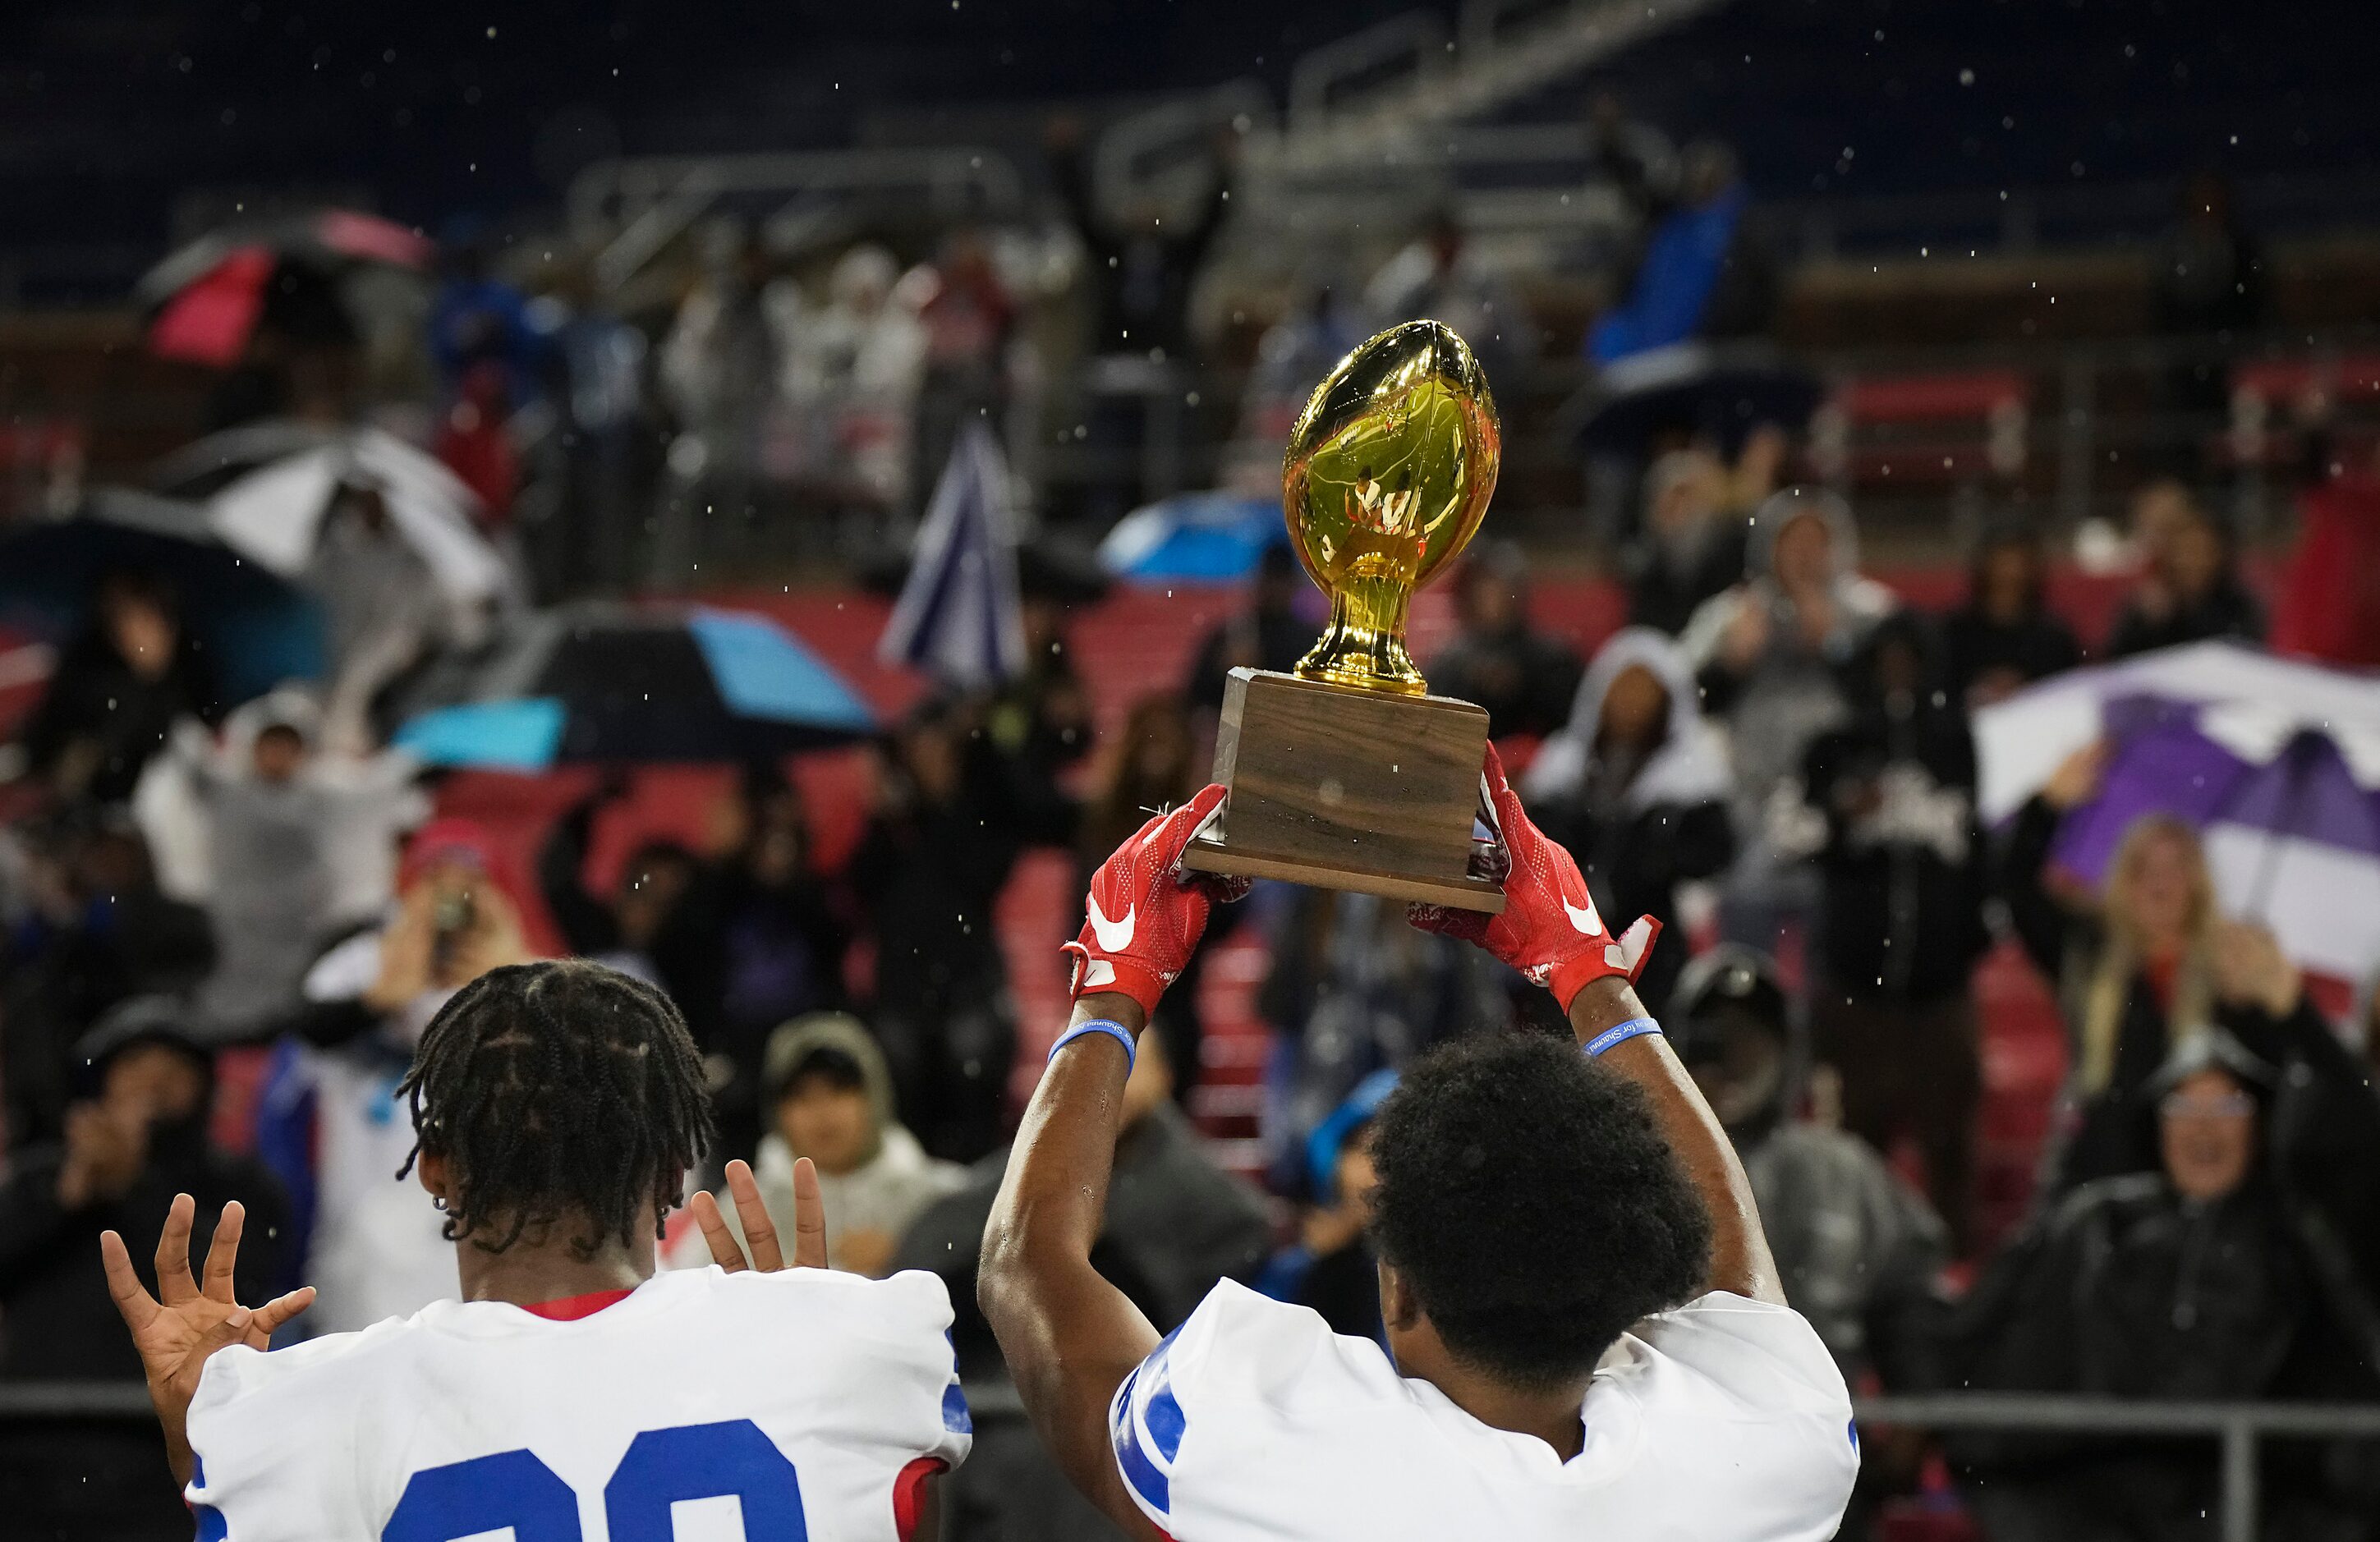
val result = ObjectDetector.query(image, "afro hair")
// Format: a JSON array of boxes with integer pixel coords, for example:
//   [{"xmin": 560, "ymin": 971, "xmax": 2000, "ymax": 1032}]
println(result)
[{"xmin": 1368, "ymin": 1030, "xmax": 1712, "ymax": 1391}]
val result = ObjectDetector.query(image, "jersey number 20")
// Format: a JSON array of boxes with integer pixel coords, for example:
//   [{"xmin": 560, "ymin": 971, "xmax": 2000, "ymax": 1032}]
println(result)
[{"xmin": 384, "ymin": 1418, "xmax": 806, "ymax": 1541}]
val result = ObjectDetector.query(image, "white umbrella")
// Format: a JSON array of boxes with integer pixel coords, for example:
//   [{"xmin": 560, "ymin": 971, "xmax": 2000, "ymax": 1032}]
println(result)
[{"xmin": 203, "ymin": 427, "xmax": 511, "ymax": 609}]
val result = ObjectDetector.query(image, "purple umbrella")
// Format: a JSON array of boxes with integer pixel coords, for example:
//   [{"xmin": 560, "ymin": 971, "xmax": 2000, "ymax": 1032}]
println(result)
[
  {"xmin": 2051, "ymin": 702, "xmax": 2380, "ymax": 978},
  {"xmin": 2049, "ymin": 696, "xmax": 2254, "ymax": 885},
  {"xmin": 2222, "ymin": 732, "xmax": 2380, "ymax": 905}
]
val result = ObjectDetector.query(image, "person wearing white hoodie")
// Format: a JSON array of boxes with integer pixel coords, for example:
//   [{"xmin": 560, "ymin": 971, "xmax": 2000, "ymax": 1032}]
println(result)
[
  {"xmin": 682, "ymin": 1012, "xmax": 965, "ymax": 1278},
  {"xmin": 170, "ymin": 690, "xmax": 424, "ymax": 1041},
  {"xmin": 1521, "ymin": 626, "xmax": 1735, "ymax": 1013}
]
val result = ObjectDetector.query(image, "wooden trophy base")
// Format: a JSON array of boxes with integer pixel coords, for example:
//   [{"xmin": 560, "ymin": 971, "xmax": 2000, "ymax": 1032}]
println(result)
[{"xmin": 1181, "ymin": 668, "xmax": 1505, "ymax": 912}]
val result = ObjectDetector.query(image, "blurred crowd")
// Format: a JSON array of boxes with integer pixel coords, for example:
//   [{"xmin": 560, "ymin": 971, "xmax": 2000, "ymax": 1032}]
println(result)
[
  {"xmin": 124, "ymin": 94, "xmax": 1808, "ymax": 603},
  {"xmin": 1, "ymin": 85, "xmax": 2378, "ymax": 1542},
  {"xmin": 7, "ymin": 452, "xmax": 2380, "ymax": 1540}
]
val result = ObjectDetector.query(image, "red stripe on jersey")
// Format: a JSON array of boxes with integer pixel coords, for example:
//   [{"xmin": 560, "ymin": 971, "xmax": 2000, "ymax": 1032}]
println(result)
[
  {"xmin": 893, "ymin": 1456, "xmax": 946, "ymax": 1541},
  {"xmin": 517, "ymin": 1287, "xmax": 636, "ymax": 1320}
]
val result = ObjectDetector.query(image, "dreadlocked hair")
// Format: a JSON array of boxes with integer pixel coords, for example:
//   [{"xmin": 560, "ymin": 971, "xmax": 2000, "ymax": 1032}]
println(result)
[{"xmin": 396, "ymin": 959, "xmax": 714, "ymax": 1259}]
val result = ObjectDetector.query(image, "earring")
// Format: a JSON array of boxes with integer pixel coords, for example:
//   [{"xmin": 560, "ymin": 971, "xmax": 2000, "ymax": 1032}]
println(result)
[{"xmin": 432, "ymin": 1196, "xmax": 448, "ymax": 1212}]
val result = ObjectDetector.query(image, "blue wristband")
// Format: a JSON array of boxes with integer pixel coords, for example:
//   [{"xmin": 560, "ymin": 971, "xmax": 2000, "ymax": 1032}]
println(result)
[
  {"xmin": 1048, "ymin": 1018, "xmax": 1137, "ymax": 1069},
  {"xmin": 1583, "ymin": 1017, "xmax": 1662, "ymax": 1058}
]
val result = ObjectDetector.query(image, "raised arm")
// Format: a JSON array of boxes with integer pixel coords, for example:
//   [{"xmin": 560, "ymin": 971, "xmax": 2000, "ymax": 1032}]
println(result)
[
  {"xmin": 978, "ymin": 787, "xmax": 1233, "ymax": 1542},
  {"xmin": 1413, "ymin": 746, "xmax": 1782, "ymax": 1304},
  {"xmin": 1996, "ymin": 739, "xmax": 2109, "ymax": 978},
  {"xmin": 1574, "ymin": 984, "xmax": 1782, "ymax": 1303}
]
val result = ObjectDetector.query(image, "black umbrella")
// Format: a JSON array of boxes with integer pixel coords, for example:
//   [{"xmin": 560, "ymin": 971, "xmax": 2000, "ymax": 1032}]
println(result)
[
  {"xmin": 138, "ymin": 209, "xmax": 432, "ymax": 368},
  {"xmin": 391, "ymin": 603, "xmax": 877, "ymax": 770},
  {"xmin": 0, "ymin": 490, "xmax": 323, "ymax": 702}
]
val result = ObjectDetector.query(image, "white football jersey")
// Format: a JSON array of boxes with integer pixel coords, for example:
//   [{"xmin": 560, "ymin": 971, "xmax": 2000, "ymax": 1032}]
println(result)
[
  {"xmin": 1111, "ymin": 1281, "xmax": 1855, "ymax": 1542},
  {"xmin": 187, "ymin": 1264, "xmax": 971, "ymax": 1541}
]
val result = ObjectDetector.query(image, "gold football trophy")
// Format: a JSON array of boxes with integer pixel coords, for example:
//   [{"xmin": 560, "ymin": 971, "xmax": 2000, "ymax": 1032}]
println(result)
[{"xmin": 1182, "ymin": 319, "xmax": 1505, "ymax": 911}]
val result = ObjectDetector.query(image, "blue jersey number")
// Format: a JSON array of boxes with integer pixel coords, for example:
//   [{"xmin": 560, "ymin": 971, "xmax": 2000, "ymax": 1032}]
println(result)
[{"xmin": 384, "ymin": 1418, "xmax": 806, "ymax": 1542}]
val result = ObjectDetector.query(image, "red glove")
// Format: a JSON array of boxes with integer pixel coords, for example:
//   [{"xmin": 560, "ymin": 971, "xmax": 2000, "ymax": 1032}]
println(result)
[
  {"xmin": 1064, "ymin": 784, "xmax": 1243, "ymax": 1015},
  {"xmin": 1410, "ymin": 744, "xmax": 1660, "ymax": 1012}
]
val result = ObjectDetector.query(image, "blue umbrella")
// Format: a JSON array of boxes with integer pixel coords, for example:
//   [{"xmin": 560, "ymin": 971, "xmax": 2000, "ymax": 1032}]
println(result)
[
  {"xmin": 1099, "ymin": 492, "xmax": 1287, "ymax": 584},
  {"xmin": 393, "ymin": 604, "xmax": 875, "ymax": 771}
]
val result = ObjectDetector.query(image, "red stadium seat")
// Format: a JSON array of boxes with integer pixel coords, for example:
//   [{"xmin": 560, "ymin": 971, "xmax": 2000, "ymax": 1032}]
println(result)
[{"xmin": 1812, "ymin": 369, "xmax": 2031, "ymax": 489}]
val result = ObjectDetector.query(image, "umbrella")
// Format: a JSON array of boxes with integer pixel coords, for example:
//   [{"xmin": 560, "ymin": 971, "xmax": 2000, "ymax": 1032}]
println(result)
[
  {"xmin": 151, "ymin": 419, "xmax": 345, "ymax": 500},
  {"xmin": 1571, "ymin": 342, "xmax": 1822, "ymax": 459},
  {"xmin": 0, "ymin": 489, "xmax": 324, "ymax": 703},
  {"xmin": 1973, "ymin": 642, "xmax": 2380, "ymax": 824},
  {"xmin": 188, "ymin": 425, "xmax": 510, "ymax": 609},
  {"xmin": 1098, "ymin": 491, "xmax": 1286, "ymax": 584},
  {"xmin": 1978, "ymin": 644, "xmax": 2380, "ymax": 980},
  {"xmin": 392, "ymin": 604, "xmax": 877, "ymax": 771},
  {"xmin": 138, "ymin": 210, "xmax": 432, "ymax": 367},
  {"xmin": 2047, "ymin": 710, "xmax": 2380, "ymax": 982}
]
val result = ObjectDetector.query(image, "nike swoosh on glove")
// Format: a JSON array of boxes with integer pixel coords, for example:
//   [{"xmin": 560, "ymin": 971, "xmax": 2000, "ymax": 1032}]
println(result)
[
  {"xmin": 1408, "ymin": 743, "xmax": 1661, "ymax": 1012},
  {"xmin": 1064, "ymin": 783, "xmax": 1245, "ymax": 1014}
]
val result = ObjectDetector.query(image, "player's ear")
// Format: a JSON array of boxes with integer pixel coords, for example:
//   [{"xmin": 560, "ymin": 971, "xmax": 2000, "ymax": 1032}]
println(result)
[
  {"xmin": 416, "ymin": 1150, "xmax": 453, "ymax": 1210},
  {"xmin": 1377, "ymin": 1257, "xmax": 1422, "ymax": 1334}
]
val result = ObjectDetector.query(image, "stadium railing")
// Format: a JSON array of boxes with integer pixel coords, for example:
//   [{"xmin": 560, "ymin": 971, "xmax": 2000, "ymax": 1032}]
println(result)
[
  {"xmin": 0, "ymin": 1382, "xmax": 154, "ymax": 1418},
  {"xmin": 955, "ymin": 1385, "xmax": 2380, "ymax": 1542},
  {"xmin": 3, "ymin": 1380, "xmax": 2374, "ymax": 1542},
  {"xmin": 1854, "ymin": 1393, "xmax": 2380, "ymax": 1542}
]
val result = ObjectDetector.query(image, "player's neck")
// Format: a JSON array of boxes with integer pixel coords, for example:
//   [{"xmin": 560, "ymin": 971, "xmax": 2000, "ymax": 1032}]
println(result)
[
  {"xmin": 1412, "ymin": 1354, "xmax": 1589, "ymax": 1462},
  {"xmin": 453, "ymin": 1215, "xmax": 658, "ymax": 1309}
]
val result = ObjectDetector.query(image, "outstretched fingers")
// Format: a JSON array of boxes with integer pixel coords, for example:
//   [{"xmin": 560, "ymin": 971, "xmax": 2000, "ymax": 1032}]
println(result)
[
  {"xmin": 153, "ymin": 1193, "xmax": 199, "ymax": 1306},
  {"xmin": 200, "ymin": 1200, "xmax": 245, "ymax": 1302},
  {"xmin": 688, "ymin": 1160, "xmax": 824, "ymax": 1274},
  {"xmin": 689, "ymin": 1188, "xmax": 748, "ymax": 1273},
  {"xmin": 99, "ymin": 1230, "xmax": 159, "ymax": 1333},
  {"xmin": 789, "ymin": 1156, "xmax": 829, "ymax": 1270},
  {"xmin": 725, "ymin": 1160, "xmax": 785, "ymax": 1273}
]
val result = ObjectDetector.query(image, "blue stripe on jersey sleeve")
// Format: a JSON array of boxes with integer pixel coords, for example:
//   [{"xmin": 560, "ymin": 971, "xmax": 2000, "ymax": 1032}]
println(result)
[
  {"xmin": 1111, "ymin": 1369, "xmax": 1171, "ymax": 1517},
  {"xmin": 943, "ymin": 1379, "xmax": 972, "ymax": 1435},
  {"xmin": 1144, "ymin": 1371, "xmax": 1185, "ymax": 1463}
]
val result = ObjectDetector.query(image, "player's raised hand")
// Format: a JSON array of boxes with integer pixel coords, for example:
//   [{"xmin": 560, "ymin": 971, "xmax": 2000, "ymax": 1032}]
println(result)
[
  {"xmin": 100, "ymin": 1196, "xmax": 315, "ymax": 1486},
  {"xmin": 690, "ymin": 1157, "xmax": 830, "ymax": 1273},
  {"xmin": 1064, "ymin": 782, "xmax": 1245, "ymax": 1014},
  {"xmin": 1408, "ymin": 743, "xmax": 1660, "ymax": 1012}
]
